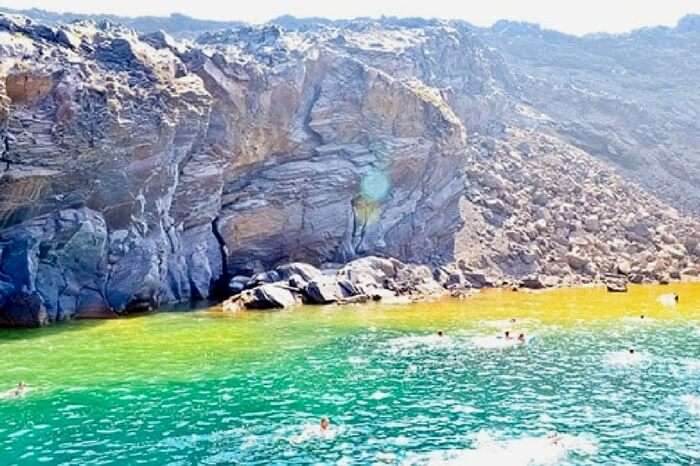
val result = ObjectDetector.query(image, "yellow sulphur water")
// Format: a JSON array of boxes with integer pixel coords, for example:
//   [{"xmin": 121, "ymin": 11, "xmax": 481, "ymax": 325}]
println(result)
[{"xmin": 0, "ymin": 284, "xmax": 699, "ymax": 464}]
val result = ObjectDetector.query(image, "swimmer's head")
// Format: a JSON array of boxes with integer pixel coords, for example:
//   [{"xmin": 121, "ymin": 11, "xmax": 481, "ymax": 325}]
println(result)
[
  {"xmin": 320, "ymin": 417, "xmax": 330, "ymax": 430},
  {"xmin": 640, "ymin": 315, "xmax": 645, "ymax": 319},
  {"xmin": 518, "ymin": 333, "xmax": 525, "ymax": 341},
  {"xmin": 629, "ymin": 348, "xmax": 635, "ymax": 354},
  {"xmin": 505, "ymin": 331, "xmax": 510, "ymax": 338},
  {"xmin": 510, "ymin": 318, "xmax": 516, "ymax": 323},
  {"xmin": 18, "ymin": 381, "xmax": 26, "ymax": 389},
  {"xmin": 437, "ymin": 331, "xmax": 444, "ymax": 337},
  {"xmin": 674, "ymin": 294, "xmax": 679, "ymax": 302}
]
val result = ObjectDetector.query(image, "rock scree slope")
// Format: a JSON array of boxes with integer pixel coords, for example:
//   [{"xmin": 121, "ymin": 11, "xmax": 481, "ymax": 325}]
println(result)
[{"xmin": 1, "ymin": 12, "xmax": 699, "ymax": 326}]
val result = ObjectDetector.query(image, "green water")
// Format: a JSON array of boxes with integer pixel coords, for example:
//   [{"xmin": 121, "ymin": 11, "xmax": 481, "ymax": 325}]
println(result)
[{"xmin": 1, "ymin": 284, "xmax": 699, "ymax": 465}]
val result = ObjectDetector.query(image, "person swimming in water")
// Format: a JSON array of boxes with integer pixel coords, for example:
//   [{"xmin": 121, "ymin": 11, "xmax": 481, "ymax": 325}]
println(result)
[
  {"xmin": 640, "ymin": 315, "xmax": 645, "ymax": 320},
  {"xmin": 518, "ymin": 333, "xmax": 526, "ymax": 343},
  {"xmin": 629, "ymin": 348, "xmax": 635, "ymax": 354},
  {"xmin": 504, "ymin": 331, "xmax": 512, "ymax": 340},
  {"xmin": 320, "ymin": 417, "xmax": 330, "ymax": 431},
  {"xmin": 437, "ymin": 331, "xmax": 444, "ymax": 337},
  {"xmin": 1, "ymin": 382, "xmax": 28, "ymax": 399},
  {"xmin": 547, "ymin": 431, "xmax": 562, "ymax": 445}
]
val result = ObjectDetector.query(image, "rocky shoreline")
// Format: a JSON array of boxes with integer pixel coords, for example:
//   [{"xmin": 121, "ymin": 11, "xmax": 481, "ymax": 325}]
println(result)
[
  {"xmin": 1, "ymin": 252, "xmax": 694, "ymax": 328},
  {"xmin": 220, "ymin": 255, "xmax": 694, "ymax": 313}
]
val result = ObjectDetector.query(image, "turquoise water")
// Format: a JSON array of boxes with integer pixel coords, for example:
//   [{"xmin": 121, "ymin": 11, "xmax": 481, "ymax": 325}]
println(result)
[{"xmin": 1, "ymin": 285, "xmax": 699, "ymax": 465}]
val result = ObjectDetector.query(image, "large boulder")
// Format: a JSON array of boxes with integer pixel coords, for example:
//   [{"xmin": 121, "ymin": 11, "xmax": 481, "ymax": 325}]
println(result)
[
  {"xmin": 461, "ymin": 271, "xmax": 497, "ymax": 289},
  {"xmin": 604, "ymin": 274, "xmax": 628, "ymax": 293},
  {"xmin": 336, "ymin": 256, "xmax": 400, "ymax": 290},
  {"xmin": 394, "ymin": 264, "xmax": 444, "ymax": 296},
  {"xmin": 276, "ymin": 263, "xmax": 323, "ymax": 282},
  {"xmin": 304, "ymin": 277, "xmax": 346, "ymax": 304},
  {"xmin": 246, "ymin": 271, "xmax": 281, "ymax": 288},
  {"xmin": 241, "ymin": 283, "xmax": 301, "ymax": 309},
  {"xmin": 228, "ymin": 275, "xmax": 251, "ymax": 294},
  {"xmin": 336, "ymin": 256, "xmax": 443, "ymax": 298},
  {"xmin": 566, "ymin": 252, "xmax": 590, "ymax": 271}
]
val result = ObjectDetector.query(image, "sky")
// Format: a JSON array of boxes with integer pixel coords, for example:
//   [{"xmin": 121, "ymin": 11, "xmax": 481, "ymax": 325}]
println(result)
[{"xmin": 2, "ymin": 0, "xmax": 700, "ymax": 35}]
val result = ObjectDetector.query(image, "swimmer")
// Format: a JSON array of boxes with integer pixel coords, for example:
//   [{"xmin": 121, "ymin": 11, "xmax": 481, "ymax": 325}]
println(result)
[
  {"xmin": 640, "ymin": 315, "xmax": 645, "ymax": 320},
  {"xmin": 658, "ymin": 293, "xmax": 679, "ymax": 306},
  {"xmin": 1, "ymin": 381, "xmax": 28, "ymax": 400},
  {"xmin": 518, "ymin": 333, "xmax": 526, "ymax": 343},
  {"xmin": 437, "ymin": 331, "xmax": 444, "ymax": 337},
  {"xmin": 504, "ymin": 331, "xmax": 512, "ymax": 340},
  {"xmin": 629, "ymin": 348, "xmax": 635, "ymax": 354},
  {"xmin": 320, "ymin": 417, "xmax": 330, "ymax": 431},
  {"xmin": 510, "ymin": 318, "xmax": 517, "ymax": 323},
  {"xmin": 547, "ymin": 431, "xmax": 562, "ymax": 445}
]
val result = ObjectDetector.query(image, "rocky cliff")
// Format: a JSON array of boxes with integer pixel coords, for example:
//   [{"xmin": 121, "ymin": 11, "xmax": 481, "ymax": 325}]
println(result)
[{"xmin": 1, "ymin": 13, "xmax": 699, "ymax": 326}]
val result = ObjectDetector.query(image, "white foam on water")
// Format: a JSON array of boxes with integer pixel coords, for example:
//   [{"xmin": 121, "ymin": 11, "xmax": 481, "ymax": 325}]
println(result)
[
  {"xmin": 657, "ymin": 294, "xmax": 678, "ymax": 307},
  {"xmin": 0, "ymin": 387, "xmax": 30, "ymax": 401},
  {"xmin": 369, "ymin": 390, "xmax": 391, "ymax": 401},
  {"xmin": 376, "ymin": 452, "xmax": 397, "ymax": 463},
  {"xmin": 451, "ymin": 404, "xmax": 479, "ymax": 414},
  {"xmin": 682, "ymin": 358, "xmax": 700, "ymax": 372},
  {"xmin": 477, "ymin": 319, "xmax": 539, "ymax": 331},
  {"xmin": 681, "ymin": 395, "xmax": 700, "ymax": 417},
  {"xmin": 402, "ymin": 432, "xmax": 598, "ymax": 466},
  {"xmin": 479, "ymin": 319, "xmax": 520, "ymax": 330},
  {"xmin": 605, "ymin": 351, "xmax": 650, "ymax": 366},
  {"xmin": 470, "ymin": 335, "xmax": 531, "ymax": 349},
  {"xmin": 288, "ymin": 423, "xmax": 341, "ymax": 444},
  {"xmin": 348, "ymin": 356, "xmax": 368, "ymax": 365},
  {"xmin": 385, "ymin": 334, "xmax": 456, "ymax": 353},
  {"xmin": 621, "ymin": 316, "xmax": 654, "ymax": 324}
]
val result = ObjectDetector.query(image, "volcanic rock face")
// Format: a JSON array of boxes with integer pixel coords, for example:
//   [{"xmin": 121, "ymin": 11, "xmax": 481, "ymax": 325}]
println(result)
[
  {"xmin": 0, "ymin": 15, "xmax": 472, "ymax": 324},
  {"xmin": 1, "ymin": 13, "xmax": 699, "ymax": 325},
  {"xmin": 479, "ymin": 19, "xmax": 700, "ymax": 214}
]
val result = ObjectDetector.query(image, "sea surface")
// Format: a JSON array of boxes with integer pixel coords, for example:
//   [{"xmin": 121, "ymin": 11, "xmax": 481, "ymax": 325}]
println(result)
[{"xmin": 1, "ymin": 284, "xmax": 699, "ymax": 465}]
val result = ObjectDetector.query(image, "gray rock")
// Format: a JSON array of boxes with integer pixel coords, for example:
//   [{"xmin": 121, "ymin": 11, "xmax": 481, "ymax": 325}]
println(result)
[
  {"xmin": 276, "ymin": 263, "xmax": 323, "ymax": 282},
  {"xmin": 461, "ymin": 271, "xmax": 495, "ymax": 289},
  {"xmin": 336, "ymin": 256, "xmax": 399, "ymax": 289},
  {"xmin": 604, "ymin": 275, "xmax": 628, "ymax": 293},
  {"xmin": 243, "ymin": 284, "xmax": 300, "ymax": 309},
  {"xmin": 566, "ymin": 253, "xmax": 589, "ymax": 271},
  {"xmin": 0, "ymin": 291, "xmax": 49, "ymax": 328},
  {"xmin": 304, "ymin": 277, "xmax": 344, "ymax": 304},
  {"xmin": 519, "ymin": 276, "xmax": 546, "ymax": 290},
  {"xmin": 287, "ymin": 274, "xmax": 308, "ymax": 290},
  {"xmin": 228, "ymin": 275, "xmax": 251, "ymax": 294},
  {"xmin": 247, "ymin": 271, "xmax": 281, "ymax": 288}
]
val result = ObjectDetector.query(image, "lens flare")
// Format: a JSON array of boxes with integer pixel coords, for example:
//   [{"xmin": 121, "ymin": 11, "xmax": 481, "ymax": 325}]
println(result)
[{"xmin": 360, "ymin": 169, "xmax": 390, "ymax": 202}]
